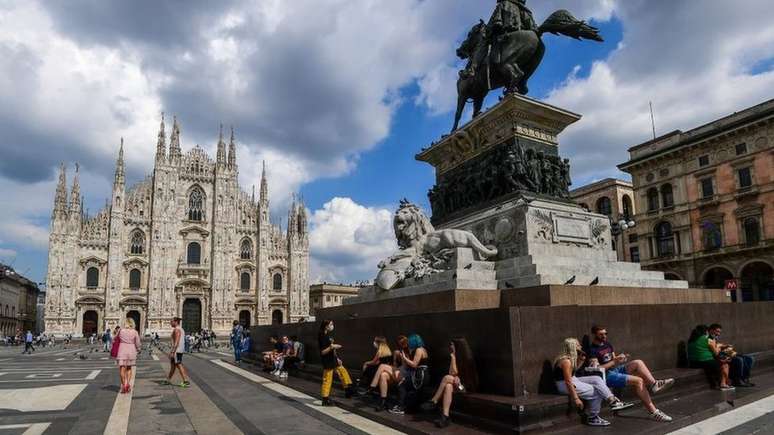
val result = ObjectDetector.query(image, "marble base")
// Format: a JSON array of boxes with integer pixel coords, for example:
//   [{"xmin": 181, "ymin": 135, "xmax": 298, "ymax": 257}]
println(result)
[{"xmin": 443, "ymin": 197, "xmax": 689, "ymax": 289}]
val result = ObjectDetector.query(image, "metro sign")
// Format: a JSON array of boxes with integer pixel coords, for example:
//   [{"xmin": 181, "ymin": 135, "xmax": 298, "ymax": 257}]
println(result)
[{"xmin": 725, "ymin": 279, "xmax": 739, "ymax": 291}]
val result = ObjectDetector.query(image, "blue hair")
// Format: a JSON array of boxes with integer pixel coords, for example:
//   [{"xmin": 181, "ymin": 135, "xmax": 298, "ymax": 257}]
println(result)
[{"xmin": 408, "ymin": 334, "xmax": 424, "ymax": 351}]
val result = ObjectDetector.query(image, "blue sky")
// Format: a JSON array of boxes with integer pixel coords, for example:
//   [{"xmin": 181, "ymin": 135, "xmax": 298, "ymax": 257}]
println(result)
[{"xmin": 0, "ymin": 1, "xmax": 772, "ymax": 284}]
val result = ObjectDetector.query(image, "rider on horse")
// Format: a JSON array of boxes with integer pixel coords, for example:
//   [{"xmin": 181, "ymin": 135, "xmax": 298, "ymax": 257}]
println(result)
[{"xmin": 461, "ymin": 0, "xmax": 537, "ymax": 79}]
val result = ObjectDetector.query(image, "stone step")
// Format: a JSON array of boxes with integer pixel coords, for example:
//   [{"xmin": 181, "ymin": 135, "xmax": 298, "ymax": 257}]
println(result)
[
  {"xmin": 497, "ymin": 255, "xmax": 642, "ymax": 271},
  {"xmin": 498, "ymin": 264, "xmax": 667, "ymax": 281},
  {"xmin": 519, "ymin": 244, "xmax": 619, "ymax": 262},
  {"xmin": 498, "ymin": 273, "xmax": 689, "ymax": 289}
]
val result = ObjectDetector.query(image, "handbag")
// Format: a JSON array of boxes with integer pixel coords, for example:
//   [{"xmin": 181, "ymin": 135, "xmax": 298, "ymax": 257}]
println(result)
[
  {"xmin": 411, "ymin": 365, "xmax": 429, "ymax": 390},
  {"xmin": 110, "ymin": 335, "xmax": 121, "ymax": 358}
]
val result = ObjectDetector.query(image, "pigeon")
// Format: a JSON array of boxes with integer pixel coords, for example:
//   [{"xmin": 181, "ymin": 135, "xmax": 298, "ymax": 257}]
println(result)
[
  {"xmin": 564, "ymin": 275, "xmax": 576, "ymax": 285},
  {"xmin": 347, "ymin": 312, "xmax": 359, "ymax": 319},
  {"xmin": 464, "ymin": 263, "xmax": 473, "ymax": 270},
  {"xmin": 452, "ymin": 273, "xmax": 458, "ymax": 279},
  {"xmin": 505, "ymin": 281, "xmax": 515, "ymax": 288},
  {"xmin": 589, "ymin": 277, "xmax": 599, "ymax": 286}
]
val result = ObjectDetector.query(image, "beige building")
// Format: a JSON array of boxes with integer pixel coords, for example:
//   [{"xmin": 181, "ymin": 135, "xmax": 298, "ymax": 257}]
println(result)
[
  {"xmin": 45, "ymin": 117, "xmax": 310, "ymax": 337},
  {"xmin": 619, "ymin": 99, "xmax": 774, "ymax": 300},
  {"xmin": 1, "ymin": 264, "xmax": 40, "ymax": 336},
  {"xmin": 570, "ymin": 178, "xmax": 637, "ymax": 262},
  {"xmin": 309, "ymin": 284, "xmax": 361, "ymax": 317}
]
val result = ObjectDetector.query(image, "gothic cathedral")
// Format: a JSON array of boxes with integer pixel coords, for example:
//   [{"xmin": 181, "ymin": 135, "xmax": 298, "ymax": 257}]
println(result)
[{"xmin": 45, "ymin": 116, "xmax": 310, "ymax": 336}]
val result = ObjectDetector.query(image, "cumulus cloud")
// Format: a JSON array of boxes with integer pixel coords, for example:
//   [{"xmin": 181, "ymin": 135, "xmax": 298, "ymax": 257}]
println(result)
[
  {"xmin": 308, "ymin": 197, "xmax": 396, "ymax": 283},
  {"xmin": 546, "ymin": 0, "xmax": 774, "ymax": 184}
]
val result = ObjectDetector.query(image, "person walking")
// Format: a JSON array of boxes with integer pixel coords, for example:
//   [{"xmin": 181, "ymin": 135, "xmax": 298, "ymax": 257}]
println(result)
[
  {"xmin": 23, "ymin": 330, "xmax": 34, "ymax": 354},
  {"xmin": 318, "ymin": 319, "xmax": 355, "ymax": 406},
  {"xmin": 231, "ymin": 321, "xmax": 244, "ymax": 364},
  {"xmin": 103, "ymin": 328, "xmax": 113, "ymax": 352},
  {"xmin": 115, "ymin": 318, "xmax": 141, "ymax": 393},
  {"xmin": 164, "ymin": 317, "xmax": 190, "ymax": 387}
]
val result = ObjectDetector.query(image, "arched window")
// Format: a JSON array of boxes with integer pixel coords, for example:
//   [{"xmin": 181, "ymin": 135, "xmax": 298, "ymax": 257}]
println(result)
[
  {"xmin": 622, "ymin": 195, "xmax": 633, "ymax": 220},
  {"xmin": 647, "ymin": 188, "xmax": 659, "ymax": 211},
  {"xmin": 129, "ymin": 269, "xmax": 141, "ymax": 289},
  {"xmin": 187, "ymin": 242, "xmax": 201, "ymax": 265},
  {"xmin": 86, "ymin": 267, "xmax": 99, "ymax": 288},
  {"xmin": 660, "ymin": 184, "xmax": 674, "ymax": 208},
  {"xmin": 701, "ymin": 221, "xmax": 722, "ymax": 251},
  {"xmin": 596, "ymin": 197, "xmax": 612, "ymax": 216},
  {"xmin": 273, "ymin": 273, "xmax": 282, "ymax": 290},
  {"xmin": 655, "ymin": 222, "xmax": 675, "ymax": 257},
  {"xmin": 240, "ymin": 272, "xmax": 251, "ymax": 291},
  {"xmin": 240, "ymin": 239, "xmax": 252, "ymax": 260},
  {"xmin": 744, "ymin": 217, "xmax": 761, "ymax": 246},
  {"xmin": 130, "ymin": 230, "xmax": 145, "ymax": 255},
  {"xmin": 188, "ymin": 187, "xmax": 204, "ymax": 221}
]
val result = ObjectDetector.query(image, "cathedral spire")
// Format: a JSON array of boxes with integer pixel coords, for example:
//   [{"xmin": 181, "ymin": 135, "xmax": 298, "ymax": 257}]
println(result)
[
  {"xmin": 169, "ymin": 115, "xmax": 181, "ymax": 159},
  {"xmin": 216, "ymin": 123, "xmax": 226, "ymax": 165},
  {"xmin": 53, "ymin": 162, "xmax": 68, "ymax": 217},
  {"xmin": 114, "ymin": 138, "xmax": 125, "ymax": 188},
  {"xmin": 227, "ymin": 126, "xmax": 236, "ymax": 168},
  {"xmin": 251, "ymin": 184, "xmax": 255, "ymax": 203},
  {"xmin": 70, "ymin": 163, "xmax": 81, "ymax": 214},
  {"xmin": 259, "ymin": 160, "xmax": 268, "ymax": 204},
  {"xmin": 156, "ymin": 112, "xmax": 167, "ymax": 163}
]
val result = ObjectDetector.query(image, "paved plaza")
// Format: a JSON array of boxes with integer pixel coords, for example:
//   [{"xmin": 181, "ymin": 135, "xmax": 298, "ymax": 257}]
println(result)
[{"xmin": 0, "ymin": 341, "xmax": 773, "ymax": 434}]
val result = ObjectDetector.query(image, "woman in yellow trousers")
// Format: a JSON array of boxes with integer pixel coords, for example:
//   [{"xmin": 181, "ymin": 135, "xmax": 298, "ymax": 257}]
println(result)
[{"xmin": 318, "ymin": 319, "xmax": 355, "ymax": 406}]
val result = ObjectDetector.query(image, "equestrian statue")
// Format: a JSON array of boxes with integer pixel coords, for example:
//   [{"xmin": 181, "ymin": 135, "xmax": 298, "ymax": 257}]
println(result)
[{"xmin": 452, "ymin": 0, "xmax": 603, "ymax": 131}]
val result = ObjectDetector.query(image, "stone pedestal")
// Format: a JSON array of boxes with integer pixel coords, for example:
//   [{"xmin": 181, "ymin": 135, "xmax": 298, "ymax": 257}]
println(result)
[{"xmin": 447, "ymin": 197, "xmax": 689, "ymax": 289}]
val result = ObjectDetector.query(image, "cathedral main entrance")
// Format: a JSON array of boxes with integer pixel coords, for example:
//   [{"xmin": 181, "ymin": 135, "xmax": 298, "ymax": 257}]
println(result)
[
  {"xmin": 182, "ymin": 299, "xmax": 202, "ymax": 333},
  {"xmin": 239, "ymin": 310, "xmax": 251, "ymax": 328},
  {"xmin": 127, "ymin": 310, "xmax": 141, "ymax": 332},
  {"xmin": 82, "ymin": 310, "xmax": 98, "ymax": 336}
]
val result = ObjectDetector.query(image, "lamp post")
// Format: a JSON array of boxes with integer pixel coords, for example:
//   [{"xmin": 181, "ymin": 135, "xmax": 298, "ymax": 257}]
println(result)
[{"xmin": 610, "ymin": 216, "xmax": 636, "ymax": 261}]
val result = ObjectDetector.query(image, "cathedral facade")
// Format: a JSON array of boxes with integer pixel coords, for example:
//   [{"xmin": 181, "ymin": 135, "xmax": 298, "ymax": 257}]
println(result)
[{"xmin": 45, "ymin": 116, "xmax": 309, "ymax": 336}]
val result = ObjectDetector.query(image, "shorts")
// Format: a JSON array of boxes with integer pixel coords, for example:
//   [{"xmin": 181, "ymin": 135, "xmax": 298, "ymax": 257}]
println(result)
[
  {"xmin": 171, "ymin": 353, "xmax": 183, "ymax": 364},
  {"xmin": 605, "ymin": 365, "xmax": 629, "ymax": 388}
]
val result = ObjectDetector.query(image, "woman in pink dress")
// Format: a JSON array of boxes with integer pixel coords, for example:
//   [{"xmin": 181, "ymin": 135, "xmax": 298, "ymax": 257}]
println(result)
[{"xmin": 116, "ymin": 318, "xmax": 142, "ymax": 393}]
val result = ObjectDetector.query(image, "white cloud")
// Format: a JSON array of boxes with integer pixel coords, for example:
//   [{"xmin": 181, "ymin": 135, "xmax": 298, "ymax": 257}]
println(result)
[
  {"xmin": 308, "ymin": 197, "xmax": 396, "ymax": 283},
  {"xmin": 0, "ymin": 248, "xmax": 17, "ymax": 260},
  {"xmin": 545, "ymin": 0, "xmax": 774, "ymax": 184}
]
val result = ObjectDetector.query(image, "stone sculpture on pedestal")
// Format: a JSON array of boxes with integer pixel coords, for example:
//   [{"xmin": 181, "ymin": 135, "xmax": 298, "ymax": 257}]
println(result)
[{"xmin": 375, "ymin": 200, "xmax": 497, "ymax": 290}]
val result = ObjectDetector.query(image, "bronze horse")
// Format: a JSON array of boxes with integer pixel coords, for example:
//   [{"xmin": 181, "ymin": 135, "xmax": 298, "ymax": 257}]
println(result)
[{"xmin": 452, "ymin": 10, "xmax": 603, "ymax": 132}]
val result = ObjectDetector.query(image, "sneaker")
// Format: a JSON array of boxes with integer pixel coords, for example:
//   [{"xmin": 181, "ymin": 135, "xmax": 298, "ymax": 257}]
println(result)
[
  {"xmin": 720, "ymin": 385, "xmax": 736, "ymax": 392},
  {"xmin": 161, "ymin": 379, "xmax": 171, "ymax": 385},
  {"xmin": 279, "ymin": 372, "xmax": 288, "ymax": 378},
  {"xmin": 650, "ymin": 378, "xmax": 675, "ymax": 395},
  {"xmin": 272, "ymin": 370, "xmax": 280, "ymax": 376},
  {"xmin": 586, "ymin": 415, "xmax": 611, "ymax": 427},
  {"xmin": 180, "ymin": 381, "xmax": 190, "ymax": 388},
  {"xmin": 650, "ymin": 409, "xmax": 673, "ymax": 422},
  {"xmin": 388, "ymin": 405, "xmax": 405, "ymax": 415},
  {"xmin": 609, "ymin": 398, "xmax": 635, "ymax": 411},
  {"xmin": 321, "ymin": 397, "xmax": 334, "ymax": 407}
]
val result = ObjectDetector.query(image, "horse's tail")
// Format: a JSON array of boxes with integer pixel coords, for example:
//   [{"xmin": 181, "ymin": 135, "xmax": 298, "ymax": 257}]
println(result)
[
  {"xmin": 538, "ymin": 10, "xmax": 603, "ymax": 42},
  {"xmin": 468, "ymin": 235, "xmax": 498, "ymax": 259}
]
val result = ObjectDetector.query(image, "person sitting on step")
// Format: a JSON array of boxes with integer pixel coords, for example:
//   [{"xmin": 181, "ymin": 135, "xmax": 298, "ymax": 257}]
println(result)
[
  {"xmin": 585, "ymin": 325, "xmax": 674, "ymax": 422},
  {"xmin": 688, "ymin": 324, "xmax": 734, "ymax": 391},
  {"xmin": 708, "ymin": 323, "xmax": 755, "ymax": 387},
  {"xmin": 555, "ymin": 338, "xmax": 633, "ymax": 427}
]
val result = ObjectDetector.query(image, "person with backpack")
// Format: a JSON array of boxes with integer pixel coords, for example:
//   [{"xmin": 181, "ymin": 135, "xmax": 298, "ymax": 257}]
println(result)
[{"xmin": 231, "ymin": 320, "xmax": 244, "ymax": 363}]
